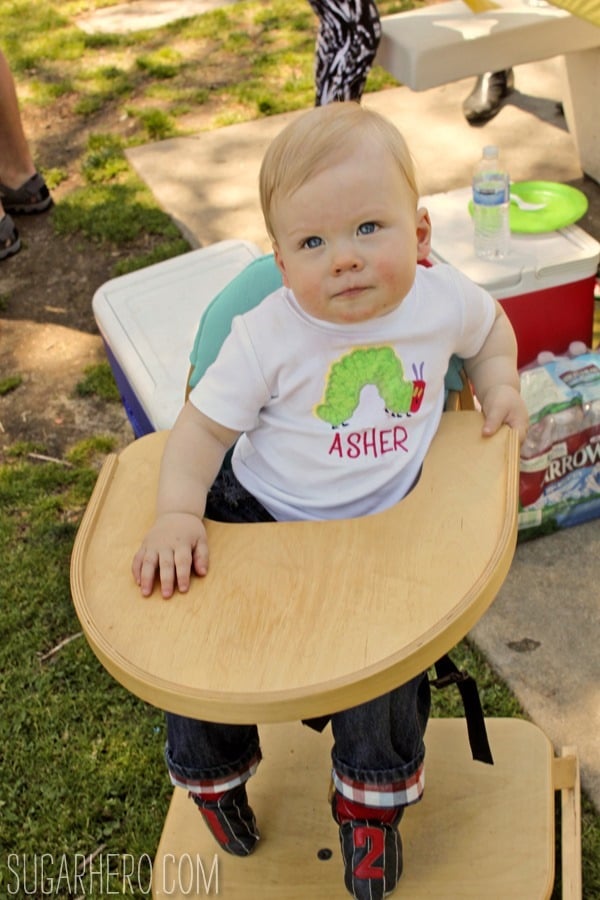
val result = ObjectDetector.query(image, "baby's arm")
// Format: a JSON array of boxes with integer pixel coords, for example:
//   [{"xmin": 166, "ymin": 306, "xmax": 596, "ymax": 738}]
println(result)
[
  {"xmin": 132, "ymin": 402, "xmax": 240, "ymax": 599},
  {"xmin": 464, "ymin": 302, "xmax": 529, "ymax": 443}
]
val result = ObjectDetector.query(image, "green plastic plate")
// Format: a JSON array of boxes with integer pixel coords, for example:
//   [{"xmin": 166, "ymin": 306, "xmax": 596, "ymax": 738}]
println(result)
[
  {"xmin": 509, "ymin": 181, "xmax": 588, "ymax": 233},
  {"xmin": 468, "ymin": 181, "xmax": 588, "ymax": 234}
]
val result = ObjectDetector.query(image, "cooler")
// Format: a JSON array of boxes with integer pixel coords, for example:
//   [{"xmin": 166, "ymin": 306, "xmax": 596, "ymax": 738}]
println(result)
[
  {"xmin": 92, "ymin": 240, "xmax": 263, "ymax": 437},
  {"xmin": 423, "ymin": 186, "xmax": 600, "ymax": 368}
]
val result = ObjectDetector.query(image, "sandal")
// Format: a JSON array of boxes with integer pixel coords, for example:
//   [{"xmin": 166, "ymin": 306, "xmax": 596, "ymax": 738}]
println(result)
[
  {"xmin": 0, "ymin": 173, "xmax": 53, "ymax": 214},
  {"xmin": 0, "ymin": 214, "xmax": 21, "ymax": 261}
]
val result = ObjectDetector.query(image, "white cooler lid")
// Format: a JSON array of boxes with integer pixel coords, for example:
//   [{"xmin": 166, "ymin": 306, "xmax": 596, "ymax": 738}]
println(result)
[
  {"xmin": 92, "ymin": 239, "xmax": 263, "ymax": 430},
  {"xmin": 423, "ymin": 187, "xmax": 600, "ymax": 298}
]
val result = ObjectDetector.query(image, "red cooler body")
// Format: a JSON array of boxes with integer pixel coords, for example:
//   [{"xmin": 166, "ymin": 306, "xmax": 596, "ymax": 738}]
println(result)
[{"xmin": 424, "ymin": 186, "xmax": 599, "ymax": 368}]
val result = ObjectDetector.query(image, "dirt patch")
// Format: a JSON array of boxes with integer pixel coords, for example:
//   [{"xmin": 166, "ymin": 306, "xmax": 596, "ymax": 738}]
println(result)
[
  {"xmin": 3, "ymin": 68, "xmax": 278, "ymax": 457},
  {"xmin": 0, "ymin": 101, "xmax": 210, "ymax": 462},
  {"xmin": 0, "ymin": 314, "xmax": 132, "ymax": 458},
  {"xmin": 0, "ymin": 79, "xmax": 226, "ymax": 463},
  {"xmin": 0, "ymin": 203, "xmax": 137, "ymax": 460}
]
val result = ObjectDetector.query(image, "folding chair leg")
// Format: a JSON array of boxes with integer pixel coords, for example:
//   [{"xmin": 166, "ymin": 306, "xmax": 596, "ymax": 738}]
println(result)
[{"xmin": 553, "ymin": 747, "xmax": 582, "ymax": 900}]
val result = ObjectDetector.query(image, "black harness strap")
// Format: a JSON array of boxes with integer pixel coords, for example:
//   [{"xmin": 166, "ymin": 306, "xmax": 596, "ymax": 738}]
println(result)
[
  {"xmin": 430, "ymin": 653, "xmax": 494, "ymax": 765},
  {"xmin": 304, "ymin": 653, "xmax": 494, "ymax": 766}
]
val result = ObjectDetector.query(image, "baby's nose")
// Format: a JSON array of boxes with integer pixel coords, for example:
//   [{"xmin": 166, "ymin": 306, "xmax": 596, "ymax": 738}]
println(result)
[{"xmin": 332, "ymin": 245, "xmax": 363, "ymax": 274}]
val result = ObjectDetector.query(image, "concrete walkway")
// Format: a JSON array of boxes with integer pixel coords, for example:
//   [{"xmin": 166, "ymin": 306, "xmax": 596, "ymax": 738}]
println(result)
[
  {"xmin": 75, "ymin": 0, "xmax": 239, "ymax": 35},
  {"xmin": 72, "ymin": 0, "xmax": 600, "ymax": 813},
  {"xmin": 125, "ymin": 57, "xmax": 594, "ymax": 250}
]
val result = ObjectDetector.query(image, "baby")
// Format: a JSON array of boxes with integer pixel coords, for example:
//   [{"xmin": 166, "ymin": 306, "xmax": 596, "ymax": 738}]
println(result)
[{"xmin": 133, "ymin": 102, "xmax": 528, "ymax": 900}]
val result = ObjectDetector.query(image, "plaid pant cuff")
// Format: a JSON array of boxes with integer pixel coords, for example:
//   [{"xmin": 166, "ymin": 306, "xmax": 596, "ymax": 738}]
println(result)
[
  {"xmin": 332, "ymin": 761, "xmax": 425, "ymax": 809},
  {"xmin": 168, "ymin": 752, "xmax": 261, "ymax": 797}
]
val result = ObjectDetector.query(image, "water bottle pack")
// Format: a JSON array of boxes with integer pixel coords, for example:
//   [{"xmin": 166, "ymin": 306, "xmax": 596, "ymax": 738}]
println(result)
[{"xmin": 518, "ymin": 343, "xmax": 600, "ymax": 538}]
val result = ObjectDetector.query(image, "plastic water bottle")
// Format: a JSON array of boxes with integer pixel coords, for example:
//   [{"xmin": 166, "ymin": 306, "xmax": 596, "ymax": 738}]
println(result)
[{"xmin": 472, "ymin": 145, "xmax": 510, "ymax": 260}]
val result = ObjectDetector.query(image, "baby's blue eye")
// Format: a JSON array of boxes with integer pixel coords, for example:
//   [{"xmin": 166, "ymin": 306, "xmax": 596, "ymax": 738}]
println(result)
[
  {"xmin": 303, "ymin": 235, "xmax": 323, "ymax": 249},
  {"xmin": 358, "ymin": 222, "xmax": 377, "ymax": 235}
]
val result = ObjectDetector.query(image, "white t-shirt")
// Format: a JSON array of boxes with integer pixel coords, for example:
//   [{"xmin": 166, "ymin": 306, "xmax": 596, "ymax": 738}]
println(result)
[{"xmin": 189, "ymin": 264, "xmax": 495, "ymax": 521}]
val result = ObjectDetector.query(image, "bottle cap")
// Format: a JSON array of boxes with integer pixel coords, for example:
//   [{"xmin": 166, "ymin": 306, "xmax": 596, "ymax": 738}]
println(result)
[{"xmin": 483, "ymin": 145, "xmax": 499, "ymax": 159}]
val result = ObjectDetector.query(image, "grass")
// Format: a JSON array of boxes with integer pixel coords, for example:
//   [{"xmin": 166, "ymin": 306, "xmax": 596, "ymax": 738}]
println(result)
[
  {"xmin": 0, "ymin": 375, "xmax": 23, "ymax": 396},
  {"xmin": 0, "ymin": 1, "xmax": 599, "ymax": 897},
  {"xmin": 75, "ymin": 362, "xmax": 122, "ymax": 401},
  {"xmin": 0, "ymin": 443, "xmax": 170, "ymax": 897}
]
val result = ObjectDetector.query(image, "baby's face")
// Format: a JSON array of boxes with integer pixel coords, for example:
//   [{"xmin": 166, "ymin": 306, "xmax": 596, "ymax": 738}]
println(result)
[{"xmin": 271, "ymin": 140, "xmax": 430, "ymax": 325}]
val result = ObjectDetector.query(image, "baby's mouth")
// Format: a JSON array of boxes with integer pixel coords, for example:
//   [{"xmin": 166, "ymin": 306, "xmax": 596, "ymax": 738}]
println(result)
[{"xmin": 333, "ymin": 284, "xmax": 370, "ymax": 298}]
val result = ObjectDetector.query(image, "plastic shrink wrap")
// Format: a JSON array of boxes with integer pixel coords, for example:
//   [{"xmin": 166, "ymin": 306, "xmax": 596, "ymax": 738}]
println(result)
[{"xmin": 519, "ymin": 343, "xmax": 600, "ymax": 538}]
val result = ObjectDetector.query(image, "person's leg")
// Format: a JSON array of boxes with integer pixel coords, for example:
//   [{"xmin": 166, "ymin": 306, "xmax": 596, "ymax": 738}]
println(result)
[
  {"xmin": 330, "ymin": 672, "xmax": 431, "ymax": 899},
  {"xmin": 308, "ymin": 0, "xmax": 381, "ymax": 105},
  {"xmin": 163, "ymin": 466, "xmax": 276, "ymax": 856},
  {"xmin": 0, "ymin": 49, "xmax": 35, "ymax": 187},
  {"xmin": 0, "ymin": 51, "xmax": 26, "ymax": 259},
  {"xmin": 165, "ymin": 714, "xmax": 261, "ymax": 856},
  {"xmin": 166, "ymin": 715, "xmax": 261, "ymax": 795},
  {"xmin": 463, "ymin": 69, "xmax": 515, "ymax": 124},
  {"xmin": 0, "ymin": 49, "xmax": 52, "ymax": 213}
]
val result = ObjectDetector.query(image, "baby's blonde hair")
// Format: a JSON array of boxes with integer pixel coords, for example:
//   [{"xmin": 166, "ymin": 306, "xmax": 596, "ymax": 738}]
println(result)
[{"xmin": 259, "ymin": 102, "xmax": 419, "ymax": 242}]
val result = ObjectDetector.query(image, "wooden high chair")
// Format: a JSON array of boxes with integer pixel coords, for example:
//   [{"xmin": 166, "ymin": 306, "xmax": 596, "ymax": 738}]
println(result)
[
  {"xmin": 74, "ymin": 249, "xmax": 580, "ymax": 898},
  {"xmin": 70, "ymin": 410, "xmax": 581, "ymax": 899}
]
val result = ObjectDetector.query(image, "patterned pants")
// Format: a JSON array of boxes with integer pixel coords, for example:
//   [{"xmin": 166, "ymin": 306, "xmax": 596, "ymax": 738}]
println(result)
[{"xmin": 308, "ymin": 0, "xmax": 382, "ymax": 105}]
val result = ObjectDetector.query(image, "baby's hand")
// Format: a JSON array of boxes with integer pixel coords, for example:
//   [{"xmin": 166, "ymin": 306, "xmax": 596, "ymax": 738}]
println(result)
[
  {"xmin": 132, "ymin": 512, "xmax": 209, "ymax": 599},
  {"xmin": 480, "ymin": 384, "xmax": 529, "ymax": 444}
]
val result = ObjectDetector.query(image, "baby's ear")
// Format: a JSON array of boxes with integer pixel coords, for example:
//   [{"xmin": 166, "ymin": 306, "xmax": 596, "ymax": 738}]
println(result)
[
  {"xmin": 273, "ymin": 244, "xmax": 290, "ymax": 288},
  {"xmin": 416, "ymin": 207, "xmax": 432, "ymax": 261}
]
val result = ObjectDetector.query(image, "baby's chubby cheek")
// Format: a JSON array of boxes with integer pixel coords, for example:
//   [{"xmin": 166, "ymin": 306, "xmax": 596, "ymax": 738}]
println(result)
[{"xmin": 378, "ymin": 260, "xmax": 416, "ymax": 303}]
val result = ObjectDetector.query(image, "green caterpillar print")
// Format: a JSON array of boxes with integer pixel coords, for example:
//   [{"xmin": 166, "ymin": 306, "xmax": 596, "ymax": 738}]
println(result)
[{"xmin": 316, "ymin": 347, "xmax": 424, "ymax": 428}]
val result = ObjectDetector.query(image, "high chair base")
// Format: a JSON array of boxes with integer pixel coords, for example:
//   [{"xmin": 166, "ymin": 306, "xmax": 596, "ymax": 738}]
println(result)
[{"xmin": 152, "ymin": 717, "xmax": 560, "ymax": 899}]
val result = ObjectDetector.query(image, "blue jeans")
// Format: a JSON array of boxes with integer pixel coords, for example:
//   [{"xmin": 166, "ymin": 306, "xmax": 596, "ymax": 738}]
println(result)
[{"xmin": 165, "ymin": 469, "xmax": 431, "ymax": 808}]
